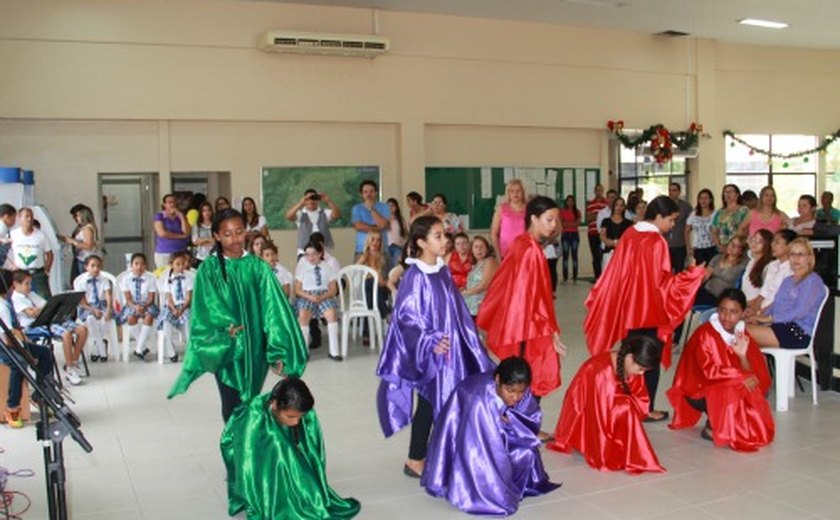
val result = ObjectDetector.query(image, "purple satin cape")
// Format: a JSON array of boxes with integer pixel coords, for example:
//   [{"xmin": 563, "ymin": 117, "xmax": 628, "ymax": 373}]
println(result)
[
  {"xmin": 376, "ymin": 263, "xmax": 495, "ymax": 437},
  {"xmin": 421, "ymin": 370, "xmax": 560, "ymax": 516}
]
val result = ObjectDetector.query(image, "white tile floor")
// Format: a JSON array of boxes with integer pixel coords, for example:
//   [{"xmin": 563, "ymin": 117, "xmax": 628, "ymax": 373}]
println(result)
[{"xmin": 2, "ymin": 282, "xmax": 839, "ymax": 519}]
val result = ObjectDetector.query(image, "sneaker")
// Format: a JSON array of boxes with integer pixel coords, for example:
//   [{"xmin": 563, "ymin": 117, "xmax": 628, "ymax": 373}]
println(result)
[
  {"xmin": 74, "ymin": 363, "xmax": 88, "ymax": 378},
  {"xmin": 3, "ymin": 408, "xmax": 24, "ymax": 428},
  {"xmin": 65, "ymin": 367, "xmax": 82, "ymax": 386}
]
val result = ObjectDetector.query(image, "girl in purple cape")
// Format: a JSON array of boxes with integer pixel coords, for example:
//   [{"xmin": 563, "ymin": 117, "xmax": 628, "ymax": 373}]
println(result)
[
  {"xmin": 422, "ymin": 356, "xmax": 560, "ymax": 515},
  {"xmin": 376, "ymin": 216, "xmax": 495, "ymax": 479}
]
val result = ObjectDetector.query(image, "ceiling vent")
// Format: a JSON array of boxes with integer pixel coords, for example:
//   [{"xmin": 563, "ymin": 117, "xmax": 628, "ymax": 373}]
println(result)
[{"xmin": 258, "ymin": 31, "xmax": 390, "ymax": 58}]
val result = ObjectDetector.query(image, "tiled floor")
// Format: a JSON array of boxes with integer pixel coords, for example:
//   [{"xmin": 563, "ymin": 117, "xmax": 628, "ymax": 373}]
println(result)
[{"xmin": 2, "ymin": 282, "xmax": 838, "ymax": 519}]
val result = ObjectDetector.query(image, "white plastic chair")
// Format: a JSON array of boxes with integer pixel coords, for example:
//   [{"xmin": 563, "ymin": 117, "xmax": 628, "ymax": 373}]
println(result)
[
  {"xmin": 73, "ymin": 271, "xmax": 120, "ymax": 363},
  {"xmin": 760, "ymin": 286, "xmax": 829, "ymax": 412},
  {"xmin": 337, "ymin": 265, "xmax": 384, "ymax": 358}
]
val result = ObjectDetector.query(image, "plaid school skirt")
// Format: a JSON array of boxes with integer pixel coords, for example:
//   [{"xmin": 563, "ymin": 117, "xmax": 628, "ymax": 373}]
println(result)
[
  {"xmin": 78, "ymin": 300, "xmax": 109, "ymax": 323},
  {"xmin": 157, "ymin": 304, "xmax": 190, "ymax": 331},
  {"xmin": 116, "ymin": 304, "xmax": 159, "ymax": 325},
  {"xmin": 294, "ymin": 290, "xmax": 338, "ymax": 319}
]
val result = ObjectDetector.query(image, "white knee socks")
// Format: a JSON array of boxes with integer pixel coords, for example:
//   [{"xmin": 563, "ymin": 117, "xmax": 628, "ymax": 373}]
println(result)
[
  {"xmin": 135, "ymin": 324, "xmax": 153, "ymax": 354},
  {"xmin": 327, "ymin": 322, "xmax": 340, "ymax": 357}
]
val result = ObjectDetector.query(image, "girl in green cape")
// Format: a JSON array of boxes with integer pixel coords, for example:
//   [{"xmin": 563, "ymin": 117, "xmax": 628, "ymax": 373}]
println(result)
[
  {"xmin": 168, "ymin": 208, "xmax": 307, "ymax": 422},
  {"xmin": 222, "ymin": 377, "xmax": 361, "ymax": 519}
]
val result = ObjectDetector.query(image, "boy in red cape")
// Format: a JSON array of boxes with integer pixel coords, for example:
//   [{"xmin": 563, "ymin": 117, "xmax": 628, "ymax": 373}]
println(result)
[
  {"xmin": 584, "ymin": 196, "xmax": 704, "ymax": 420},
  {"xmin": 477, "ymin": 196, "xmax": 566, "ymax": 397},
  {"xmin": 667, "ymin": 288, "xmax": 774, "ymax": 451}
]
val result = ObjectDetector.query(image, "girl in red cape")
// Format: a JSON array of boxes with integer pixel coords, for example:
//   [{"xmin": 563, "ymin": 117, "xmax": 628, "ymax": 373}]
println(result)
[
  {"xmin": 548, "ymin": 336, "xmax": 664, "ymax": 474},
  {"xmin": 477, "ymin": 196, "xmax": 566, "ymax": 397},
  {"xmin": 667, "ymin": 288, "xmax": 774, "ymax": 451},
  {"xmin": 584, "ymin": 196, "xmax": 705, "ymax": 421}
]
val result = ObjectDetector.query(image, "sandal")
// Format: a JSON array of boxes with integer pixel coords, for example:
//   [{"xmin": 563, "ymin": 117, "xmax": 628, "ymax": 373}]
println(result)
[{"xmin": 643, "ymin": 410, "xmax": 670, "ymax": 423}]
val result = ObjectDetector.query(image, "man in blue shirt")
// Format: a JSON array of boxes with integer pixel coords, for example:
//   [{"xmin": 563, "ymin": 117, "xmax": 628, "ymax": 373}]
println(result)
[{"xmin": 351, "ymin": 180, "xmax": 390, "ymax": 260}]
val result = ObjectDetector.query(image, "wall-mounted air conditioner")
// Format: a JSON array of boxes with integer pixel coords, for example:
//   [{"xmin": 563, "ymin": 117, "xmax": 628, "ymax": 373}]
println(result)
[{"xmin": 258, "ymin": 31, "xmax": 390, "ymax": 58}]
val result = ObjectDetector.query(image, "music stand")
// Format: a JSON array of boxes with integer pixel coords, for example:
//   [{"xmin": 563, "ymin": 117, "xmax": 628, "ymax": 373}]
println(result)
[
  {"xmin": 0, "ymin": 314, "xmax": 92, "ymax": 520},
  {"xmin": 27, "ymin": 292, "xmax": 86, "ymax": 385}
]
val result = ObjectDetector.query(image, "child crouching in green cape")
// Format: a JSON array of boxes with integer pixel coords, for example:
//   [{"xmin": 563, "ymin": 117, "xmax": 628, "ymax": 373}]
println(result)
[{"xmin": 221, "ymin": 377, "xmax": 360, "ymax": 519}]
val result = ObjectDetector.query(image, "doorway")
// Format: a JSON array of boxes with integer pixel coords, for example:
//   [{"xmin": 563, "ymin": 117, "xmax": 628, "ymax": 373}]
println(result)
[{"xmin": 98, "ymin": 173, "xmax": 158, "ymax": 275}]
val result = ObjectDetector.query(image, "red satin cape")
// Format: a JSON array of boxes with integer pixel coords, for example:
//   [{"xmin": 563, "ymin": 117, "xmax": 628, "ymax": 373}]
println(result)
[
  {"xmin": 547, "ymin": 352, "xmax": 664, "ymax": 474},
  {"xmin": 667, "ymin": 323, "xmax": 774, "ymax": 451},
  {"xmin": 583, "ymin": 226, "xmax": 704, "ymax": 368},
  {"xmin": 476, "ymin": 233, "xmax": 560, "ymax": 396}
]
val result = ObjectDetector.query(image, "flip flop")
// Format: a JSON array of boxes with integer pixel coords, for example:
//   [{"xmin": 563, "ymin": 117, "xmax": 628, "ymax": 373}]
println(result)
[{"xmin": 643, "ymin": 410, "xmax": 670, "ymax": 423}]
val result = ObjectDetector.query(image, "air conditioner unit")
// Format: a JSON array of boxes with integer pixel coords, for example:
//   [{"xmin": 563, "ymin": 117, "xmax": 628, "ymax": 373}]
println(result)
[{"xmin": 258, "ymin": 31, "xmax": 390, "ymax": 58}]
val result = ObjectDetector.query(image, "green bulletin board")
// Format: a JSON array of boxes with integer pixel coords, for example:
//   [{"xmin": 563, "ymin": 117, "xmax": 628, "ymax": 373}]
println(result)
[
  {"xmin": 261, "ymin": 166, "xmax": 379, "ymax": 230},
  {"xmin": 425, "ymin": 166, "xmax": 600, "ymax": 229}
]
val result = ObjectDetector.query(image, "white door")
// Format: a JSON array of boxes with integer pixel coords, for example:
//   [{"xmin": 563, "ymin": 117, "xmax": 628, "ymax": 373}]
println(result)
[{"xmin": 99, "ymin": 174, "xmax": 156, "ymax": 275}]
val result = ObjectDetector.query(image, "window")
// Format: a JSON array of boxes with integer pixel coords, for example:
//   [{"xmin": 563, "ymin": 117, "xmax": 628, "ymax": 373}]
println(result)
[
  {"xmin": 825, "ymin": 137, "xmax": 840, "ymax": 198},
  {"xmin": 725, "ymin": 134, "xmax": 817, "ymax": 216},
  {"xmin": 617, "ymin": 138, "xmax": 687, "ymax": 202}
]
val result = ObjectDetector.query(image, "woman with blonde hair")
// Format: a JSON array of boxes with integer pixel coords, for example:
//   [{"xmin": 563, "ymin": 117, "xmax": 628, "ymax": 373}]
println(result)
[
  {"xmin": 357, "ymin": 231, "xmax": 391, "ymax": 324},
  {"xmin": 490, "ymin": 179, "xmax": 527, "ymax": 258},
  {"xmin": 738, "ymin": 186, "xmax": 788, "ymax": 237},
  {"xmin": 59, "ymin": 204, "xmax": 99, "ymax": 280},
  {"xmin": 747, "ymin": 238, "xmax": 826, "ymax": 349}
]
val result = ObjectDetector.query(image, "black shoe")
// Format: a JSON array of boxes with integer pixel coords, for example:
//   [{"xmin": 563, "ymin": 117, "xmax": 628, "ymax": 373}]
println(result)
[
  {"xmin": 99, "ymin": 356, "xmax": 107, "ymax": 363},
  {"xmin": 309, "ymin": 339, "xmax": 322, "ymax": 350},
  {"xmin": 642, "ymin": 410, "xmax": 670, "ymax": 423},
  {"xmin": 328, "ymin": 354, "xmax": 344, "ymax": 362},
  {"xmin": 90, "ymin": 355, "xmax": 99, "ymax": 362},
  {"xmin": 701, "ymin": 427, "xmax": 714, "ymax": 442},
  {"xmin": 170, "ymin": 354, "xmax": 179, "ymax": 363},
  {"xmin": 403, "ymin": 464, "xmax": 421, "ymax": 479},
  {"xmin": 133, "ymin": 350, "xmax": 147, "ymax": 361}
]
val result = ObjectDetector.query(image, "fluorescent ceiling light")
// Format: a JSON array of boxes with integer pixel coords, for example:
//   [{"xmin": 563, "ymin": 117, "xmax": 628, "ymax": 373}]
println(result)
[
  {"xmin": 563, "ymin": 0, "xmax": 628, "ymax": 7},
  {"xmin": 738, "ymin": 18, "xmax": 789, "ymax": 29}
]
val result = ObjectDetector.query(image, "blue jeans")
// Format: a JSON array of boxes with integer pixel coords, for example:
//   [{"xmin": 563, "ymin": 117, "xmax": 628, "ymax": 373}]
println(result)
[
  {"xmin": 0, "ymin": 341, "xmax": 53, "ymax": 408},
  {"xmin": 561, "ymin": 232, "xmax": 580, "ymax": 281}
]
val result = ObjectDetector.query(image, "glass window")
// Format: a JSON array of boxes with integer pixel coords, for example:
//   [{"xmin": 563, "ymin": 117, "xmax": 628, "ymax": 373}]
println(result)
[
  {"xmin": 825, "ymin": 138, "xmax": 840, "ymax": 198},
  {"xmin": 616, "ymin": 136, "xmax": 689, "ymax": 201},
  {"xmin": 725, "ymin": 134, "xmax": 816, "ymax": 216}
]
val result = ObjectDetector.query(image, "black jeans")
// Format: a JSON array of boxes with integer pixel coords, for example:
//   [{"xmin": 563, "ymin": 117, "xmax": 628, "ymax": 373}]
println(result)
[
  {"xmin": 587, "ymin": 234, "xmax": 603, "ymax": 280},
  {"xmin": 215, "ymin": 374, "xmax": 242, "ymax": 423},
  {"xmin": 669, "ymin": 246, "xmax": 687, "ymax": 274},
  {"xmin": 626, "ymin": 328, "xmax": 663, "ymax": 412},
  {"xmin": 408, "ymin": 394, "xmax": 433, "ymax": 460},
  {"xmin": 547, "ymin": 258, "xmax": 558, "ymax": 293}
]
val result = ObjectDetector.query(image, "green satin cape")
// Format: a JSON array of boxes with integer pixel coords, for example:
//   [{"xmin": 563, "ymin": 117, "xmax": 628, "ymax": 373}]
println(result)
[
  {"xmin": 168, "ymin": 254, "xmax": 307, "ymax": 402},
  {"xmin": 221, "ymin": 393, "xmax": 361, "ymax": 519}
]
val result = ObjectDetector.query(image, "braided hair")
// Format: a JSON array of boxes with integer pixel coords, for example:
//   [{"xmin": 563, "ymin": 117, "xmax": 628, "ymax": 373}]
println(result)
[
  {"xmin": 211, "ymin": 208, "xmax": 245, "ymax": 282},
  {"xmin": 615, "ymin": 336, "xmax": 660, "ymax": 395}
]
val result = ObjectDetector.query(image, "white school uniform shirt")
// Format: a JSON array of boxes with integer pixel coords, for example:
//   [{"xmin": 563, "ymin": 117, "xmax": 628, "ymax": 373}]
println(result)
[
  {"xmin": 9, "ymin": 227, "xmax": 50, "ymax": 270},
  {"xmin": 73, "ymin": 272, "xmax": 112, "ymax": 306},
  {"xmin": 119, "ymin": 271, "xmax": 158, "ymax": 304},
  {"xmin": 272, "ymin": 263, "xmax": 294, "ymax": 287},
  {"xmin": 295, "ymin": 259, "xmax": 337, "ymax": 292},
  {"xmin": 12, "ymin": 290, "xmax": 46, "ymax": 329},
  {"xmin": 296, "ymin": 252, "xmax": 341, "ymax": 276},
  {"xmin": 0, "ymin": 297, "xmax": 14, "ymax": 331},
  {"xmin": 246, "ymin": 215, "xmax": 268, "ymax": 234},
  {"xmin": 759, "ymin": 259, "xmax": 792, "ymax": 309},
  {"xmin": 160, "ymin": 271, "xmax": 194, "ymax": 306}
]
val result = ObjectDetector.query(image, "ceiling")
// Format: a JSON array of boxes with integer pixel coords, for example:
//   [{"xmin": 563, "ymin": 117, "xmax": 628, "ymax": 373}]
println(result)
[{"xmin": 251, "ymin": 0, "xmax": 840, "ymax": 50}]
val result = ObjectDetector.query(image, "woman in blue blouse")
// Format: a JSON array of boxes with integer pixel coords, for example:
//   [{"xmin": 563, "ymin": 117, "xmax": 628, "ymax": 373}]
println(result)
[{"xmin": 747, "ymin": 238, "xmax": 826, "ymax": 349}]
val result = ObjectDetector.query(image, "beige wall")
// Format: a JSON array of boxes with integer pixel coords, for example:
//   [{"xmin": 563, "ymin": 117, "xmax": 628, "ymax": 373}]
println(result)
[{"xmin": 1, "ymin": 0, "xmax": 838, "ymax": 273}]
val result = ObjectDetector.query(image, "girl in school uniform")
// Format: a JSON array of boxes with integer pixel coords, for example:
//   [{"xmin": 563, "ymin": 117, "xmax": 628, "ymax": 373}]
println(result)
[
  {"xmin": 73, "ymin": 254, "xmax": 113, "ymax": 362},
  {"xmin": 261, "ymin": 242, "xmax": 294, "ymax": 300},
  {"xmin": 157, "ymin": 251, "xmax": 193, "ymax": 362},
  {"xmin": 117, "ymin": 252, "xmax": 159, "ymax": 361},
  {"xmin": 377, "ymin": 215, "xmax": 495, "ymax": 479},
  {"xmin": 295, "ymin": 240, "xmax": 341, "ymax": 361}
]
